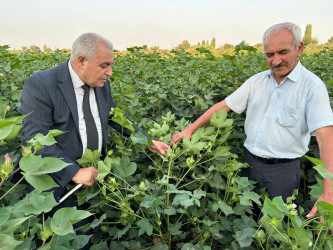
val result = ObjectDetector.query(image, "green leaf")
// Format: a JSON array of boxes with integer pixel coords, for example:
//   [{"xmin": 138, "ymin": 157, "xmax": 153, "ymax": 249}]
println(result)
[
  {"xmin": 50, "ymin": 207, "xmax": 92, "ymax": 235},
  {"xmin": 309, "ymin": 178, "xmax": 323, "ymax": 198},
  {"xmin": 0, "ymin": 234, "xmax": 23, "ymax": 250},
  {"xmin": 137, "ymin": 218, "xmax": 153, "ymax": 236},
  {"xmin": 20, "ymin": 155, "xmax": 70, "ymax": 175},
  {"xmin": 168, "ymin": 222, "xmax": 182, "ymax": 235},
  {"xmin": 97, "ymin": 160, "xmax": 111, "ymax": 182},
  {"xmin": 164, "ymin": 207, "xmax": 177, "ymax": 216},
  {"xmin": 211, "ymin": 146, "xmax": 231, "ymax": 158},
  {"xmin": 166, "ymin": 184, "xmax": 191, "ymax": 195},
  {"xmin": 210, "ymin": 109, "xmax": 227, "ymax": 128},
  {"xmin": 151, "ymin": 243, "xmax": 169, "ymax": 250},
  {"xmin": 130, "ymin": 132, "xmax": 148, "ymax": 145},
  {"xmin": 50, "ymin": 233, "xmax": 91, "ymax": 250},
  {"xmin": 182, "ymin": 136, "xmax": 206, "ymax": 155},
  {"xmin": 0, "ymin": 114, "xmax": 26, "ymax": 128},
  {"xmin": 113, "ymin": 156, "xmax": 137, "ymax": 179},
  {"xmin": 23, "ymin": 174, "xmax": 59, "ymax": 191},
  {"xmin": 198, "ymin": 216, "xmax": 217, "ymax": 227},
  {"xmin": 327, "ymin": 79, "xmax": 333, "ymax": 85},
  {"xmin": 259, "ymin": 214, "xmax": 289, "ymax": 242},
  {"xmin": 262, "ymin": 196, "xmax": 288, "ymax": 219},
  {"xmin": 314, "ymin": 163, "xmax": 333, "ymax": 179},
  {"xmin": 0, "ymin": 101, "xmax": 7, "ymax": 119},
  {"xmin": 172, "ymin": 193, "xmax": 194, "ymax": 208},
  {"xmin": 218, "ymin": 201, "xmax": 234, "ymax": 216},
  {"xmin": 141, "ymin": 195, "xmax": 163, "ymax": 209},
  {"xmin": 110, "ymin": 107, "xmax": 135, "ymax": 132},
  {"xmin": 235, "ymin": 228, "xmax": 256, "ymax": 248},
  {"xmin": 235, "ymin": 176, "xmax": 255, "ymax": 188},
  {"xmin": 288, "ymin": 225, "xmax": 311, "ymax": 250},
  {"xmin": 29, "ymin": 130, "xmax": 65, "ymax": 146},
  {"xmin": 242, "ymin": 191, "xmax": 261, "ymax": 205},
  {"xmin": 91, "ymin": 214, "xmax": 107, "ymax": 228},
  {"xmin": 0, "ymin": 217, "xmax": 29, "ymax": 234},
  {"xmin": 0, "ymin": 124, "xmax": 22, "ymax": 140},
  {"xmin": 77, "ymin": 149, "xmax": 102, "ymax": 165},
  {"xmin": 304, "ymin": 155, "xmax": 324, "ymax": 165},
  {"xmin": 317, "ymin": 201, "xmax": 333, "ymax": 223},
  {"xmin": 15, "ymin": 191, "xmax": 57, "ymax": 215},
  {"xmin": 192, "ymin": 189, "xmax": 206, "ymax": 199}
]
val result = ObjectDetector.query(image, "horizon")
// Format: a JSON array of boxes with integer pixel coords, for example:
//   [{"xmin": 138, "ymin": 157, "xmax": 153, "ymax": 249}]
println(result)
[{"xmin": 1, "ymin": 0, "xmax": 332, "ymax": 51}]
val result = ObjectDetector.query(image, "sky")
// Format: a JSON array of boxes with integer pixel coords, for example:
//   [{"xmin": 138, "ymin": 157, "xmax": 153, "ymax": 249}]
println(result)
[{"xmin": 1, "ymin": 0, "xmax": 332, "ymax": 51}]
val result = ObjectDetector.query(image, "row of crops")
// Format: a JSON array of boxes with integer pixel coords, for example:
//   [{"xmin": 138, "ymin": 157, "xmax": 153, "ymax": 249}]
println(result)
[{"xmin": 0, "ymin": 44, "xmax": 333, "ymax": 249}]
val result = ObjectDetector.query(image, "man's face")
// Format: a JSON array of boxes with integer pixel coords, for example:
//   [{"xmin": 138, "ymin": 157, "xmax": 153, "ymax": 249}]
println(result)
[
  {"xmin": 264, "ymin": 29, "xmax": 303, "ymax": 83},
  {"xmin": 79, "ymin": 42, "xmax": 114, "ymax": 88}
]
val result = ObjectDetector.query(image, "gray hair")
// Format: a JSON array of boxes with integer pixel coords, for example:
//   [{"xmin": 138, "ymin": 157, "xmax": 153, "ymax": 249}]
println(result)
[
  {"xmin": 70, "ymin": 33, "xmax": 113, "ymax": 61},
  {"xmin": 262, "ymin": 22, "xmax": 302, "ymax": 48}
]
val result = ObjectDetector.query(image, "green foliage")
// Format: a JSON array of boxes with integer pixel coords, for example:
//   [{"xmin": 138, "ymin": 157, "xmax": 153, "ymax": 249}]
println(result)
[{"xmin": 0, "ymin": 45, "xmax": 333, "ymax": 248}]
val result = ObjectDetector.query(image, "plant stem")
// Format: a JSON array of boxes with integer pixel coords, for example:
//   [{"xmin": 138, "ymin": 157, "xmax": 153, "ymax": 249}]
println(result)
[
  {"xmin": 0, "ymin": 176, "xmax": 24, "ymax": 201},
  {"xmin": 45, "ymin": 234, "xmax": 55, "ymax": 250}
]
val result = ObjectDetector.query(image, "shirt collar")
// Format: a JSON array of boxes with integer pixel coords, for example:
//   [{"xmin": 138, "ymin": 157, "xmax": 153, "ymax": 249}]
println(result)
[
  {"xmin": 268, "ymin": 60, "xmax": 302, "ymax": 83},
  {"xmin": 68, "ymin": 60, "xmax": 85, "ymax": 89}
]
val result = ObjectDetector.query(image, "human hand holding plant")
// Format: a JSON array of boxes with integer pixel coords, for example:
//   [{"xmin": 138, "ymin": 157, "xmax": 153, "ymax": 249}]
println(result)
[
  {"xmin": 148, "ymin": 140, "xmax": 172, "ymax": 157},
  {"xmin": 306, "ymin": 188, "xmax": 333, "ymax": 234}
]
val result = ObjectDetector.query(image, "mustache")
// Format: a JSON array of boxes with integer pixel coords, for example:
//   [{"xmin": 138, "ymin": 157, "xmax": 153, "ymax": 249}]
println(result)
[{"xmin": 272, "ymin": 63, "xmax": 287, "ymax": 68}]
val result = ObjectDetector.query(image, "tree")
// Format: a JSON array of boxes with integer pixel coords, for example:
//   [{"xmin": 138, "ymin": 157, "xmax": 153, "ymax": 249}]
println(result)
[
  {"xmin": 302, "ymin": 24, "xmax": 318, "ymax": 45},
  {"xmin": 175, "ymin": 40, "xmax": 191, "ymax": 50},
  {"xmin": 21, "ymin": 46, "xmax": 28, "ymax": 52},
  {"xmin": 222, "ymin": 43, "xmax": 234, "ymax": 50},
  {"xmin": 211, "ymin": 37, "xmax": 216, "ymax": 48},
  {"xmin": 302, "ymin": 24, "xmax": 312, "ymax": 44},
  {"xmin": 29, "ymin": 45, "xmax": 41, "ymax": 53},
  {"xmin": 327, "ymin": 37, "xmax": 333, "ymax": 44},
  {"xmin": 43, "ymin": 44, "xmax": 52, "ymax": 53},
  {"xmin": 201, "ymin": 40, "xmax": 205, "ymax": 46}
]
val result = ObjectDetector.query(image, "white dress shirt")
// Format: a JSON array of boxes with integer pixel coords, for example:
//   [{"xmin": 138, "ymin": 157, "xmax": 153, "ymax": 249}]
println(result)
[{"xmin": 68, "ymin": 61, "xmax": 103, "ymax": 156}]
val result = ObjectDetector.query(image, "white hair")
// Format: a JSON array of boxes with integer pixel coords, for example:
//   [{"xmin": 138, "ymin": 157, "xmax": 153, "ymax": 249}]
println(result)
[
  {"xmin": 70, "ymin": 33, "xmax": 113, "ymax": 61},
  {"xmin": 262, "ymin": 22, "xmax": 302, "ymax": 48}
]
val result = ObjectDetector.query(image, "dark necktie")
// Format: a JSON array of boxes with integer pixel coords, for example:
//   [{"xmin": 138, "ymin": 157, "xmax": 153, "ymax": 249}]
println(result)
[{"xmin": 82, "ymin": 84, "xmax": 99, "ymax": 151}]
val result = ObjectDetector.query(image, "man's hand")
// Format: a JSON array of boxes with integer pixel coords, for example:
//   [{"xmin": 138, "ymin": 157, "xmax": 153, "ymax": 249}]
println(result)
[
  {"xmin": 148, "ymin": 140, "xmax": 172, "ymax": 157},
  {"xmin": 72, "ymin": 167, "xmax": 98, "ymax": 186},
  {"xmin": 306, "ymin": 193, "xmax": 333, "ymax": 234},
  {"xmin": 170, "ymin": 128, "xmax": 193, "ymax": 146}
]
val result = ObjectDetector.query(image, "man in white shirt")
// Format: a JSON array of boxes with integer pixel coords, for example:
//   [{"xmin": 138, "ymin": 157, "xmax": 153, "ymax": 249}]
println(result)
[{"xmin": 170, "ymin": 22, "xmax": 333, "ymax": 220}]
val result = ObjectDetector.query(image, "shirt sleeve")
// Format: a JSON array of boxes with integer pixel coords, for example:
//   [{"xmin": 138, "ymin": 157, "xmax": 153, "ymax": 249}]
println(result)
[
  {"xmin": 306, "ymin": 83, "xmax": 333, "ymax": 135},
  {"xmin": 225, "ymin": 77, "xmax": 252, "ymax": 114}
]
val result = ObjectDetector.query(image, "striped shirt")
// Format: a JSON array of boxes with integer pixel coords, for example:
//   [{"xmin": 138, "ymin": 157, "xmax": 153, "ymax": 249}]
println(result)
[{"xmin": 225, "ymin": 61, "xmax": 333, "ymax": 159}]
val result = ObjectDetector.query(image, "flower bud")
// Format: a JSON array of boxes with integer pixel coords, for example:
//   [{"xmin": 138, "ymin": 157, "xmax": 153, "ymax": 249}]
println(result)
[
  {"xmin": 186, "ymin": 157, "xmax": 195, "ymax": 167},
  {"xmin": 139, "ymin": 181, "xmax": 147, "ymax": 191},
  {"xmin": 33, "ymin": 143, "xmax": 43, "ymax": 153},
  {"xmin": 255, "ymin": 229, "xmax": 265, "ymax": 242},
  {"xmin": 21, "ymin": 145, "xmax": 32, "ymax": 156},
  {"xmin": 0, "ymin": 153, "xmax": 14, "ymax": 180}
]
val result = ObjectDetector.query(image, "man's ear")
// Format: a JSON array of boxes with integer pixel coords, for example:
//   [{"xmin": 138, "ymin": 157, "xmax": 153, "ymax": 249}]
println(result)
[
  {"xmin": 77, "ymin": 55, "xmax": 86, "ymax": 67},
  {"xmin": 297, "ymin": 41, "xmax": 304, "ymax": 58}
]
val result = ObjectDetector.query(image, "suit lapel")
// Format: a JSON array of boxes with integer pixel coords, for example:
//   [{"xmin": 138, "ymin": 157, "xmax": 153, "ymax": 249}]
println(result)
[
  {"xmin": 57, "ymin": 61, "xmax": 80, "ymax": 134},
  {"xmin": 95, "ymin": 86, "xmax": 109, "ymax": 150}
]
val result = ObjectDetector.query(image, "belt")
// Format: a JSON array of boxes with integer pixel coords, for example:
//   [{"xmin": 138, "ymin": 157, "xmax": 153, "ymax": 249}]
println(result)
[{"xmin": 250, "ymin": 152, "xmax": 299, "ymax": 164}]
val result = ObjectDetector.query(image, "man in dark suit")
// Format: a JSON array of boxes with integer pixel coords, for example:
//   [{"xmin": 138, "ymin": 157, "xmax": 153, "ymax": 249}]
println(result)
[{"xmin": 18, "ymin": 33, "xmax": 170, "ymax": 199}]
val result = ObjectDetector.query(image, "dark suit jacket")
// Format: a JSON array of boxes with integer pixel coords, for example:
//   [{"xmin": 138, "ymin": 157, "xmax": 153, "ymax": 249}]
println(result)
[{"xmin": 18, "ymin": 61, "xmax": 143, "ymax": 194}]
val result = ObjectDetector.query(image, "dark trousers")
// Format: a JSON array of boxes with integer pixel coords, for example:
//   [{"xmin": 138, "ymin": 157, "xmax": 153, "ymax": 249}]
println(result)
[{"xmin": 242, "ymin": 147, "xmax": 301, "ymax": 202}]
